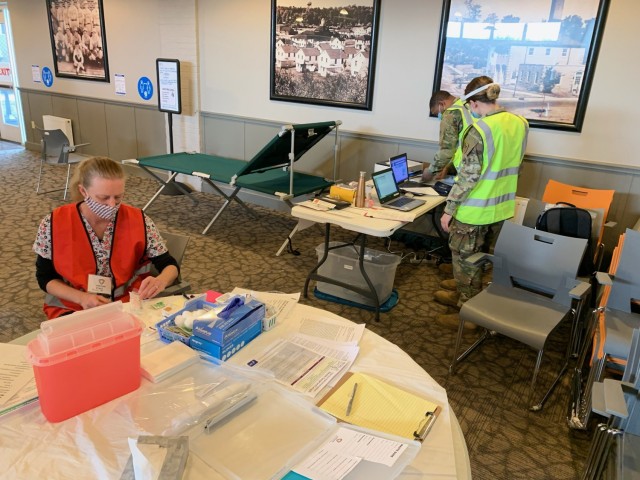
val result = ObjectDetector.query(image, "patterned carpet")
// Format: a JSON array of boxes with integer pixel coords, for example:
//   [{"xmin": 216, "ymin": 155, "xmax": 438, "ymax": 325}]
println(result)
[{"xmin": 0, "ymin": 143, "xmax": 594, "ymax": 479}]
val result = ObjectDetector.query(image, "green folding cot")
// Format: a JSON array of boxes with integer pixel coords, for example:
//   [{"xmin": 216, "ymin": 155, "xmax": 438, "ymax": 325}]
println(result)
[{"xmin": 124, "ymin": 121, "xmax": 340, "ymax": 236}]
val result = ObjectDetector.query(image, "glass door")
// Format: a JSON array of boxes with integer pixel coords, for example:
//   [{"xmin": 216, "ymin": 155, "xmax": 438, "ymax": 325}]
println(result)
[{"xmin": 0, "ymin": 8, "xmax": 22, "ymax": 143}]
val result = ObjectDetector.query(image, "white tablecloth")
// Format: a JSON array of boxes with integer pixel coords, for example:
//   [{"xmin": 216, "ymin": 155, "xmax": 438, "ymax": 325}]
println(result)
[{"xmin": 1, "ymin": 298, "xmax": 470, "ymax": 479}]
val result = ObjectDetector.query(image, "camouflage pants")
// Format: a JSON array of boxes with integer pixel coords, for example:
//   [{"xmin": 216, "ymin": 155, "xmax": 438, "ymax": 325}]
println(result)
[{"xmin": 448, "ymin": 218, "xmax": 504, "ymax": 306}]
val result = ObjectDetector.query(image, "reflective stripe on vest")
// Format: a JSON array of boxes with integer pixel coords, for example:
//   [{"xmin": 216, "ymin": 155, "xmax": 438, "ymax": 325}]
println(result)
[
  {"xmin": 454, "ymin": 112, "xmax": 529, "ymax": 225},
  {"xmin": 448, "ymin": 98, "xmax": 475, "ymax": 169},
  {"xmin": 113, "ymin": 262, "xmax": 152, "ymax": 298}
]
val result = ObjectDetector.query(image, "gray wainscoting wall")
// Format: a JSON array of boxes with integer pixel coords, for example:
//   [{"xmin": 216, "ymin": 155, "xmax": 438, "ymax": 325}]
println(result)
[{"xmin": 20, "ymin": 88, "xmax": 640, "ymax": 256}]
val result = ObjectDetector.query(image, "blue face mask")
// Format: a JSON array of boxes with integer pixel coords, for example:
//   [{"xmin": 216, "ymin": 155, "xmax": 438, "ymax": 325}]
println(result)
[
  {"xmin": 437, "ymin": 112, "xmax": 443, "ymax": 120},
  {"xmin": 471, "ymin": 111, "xmax": 481, "ymax": 119}
]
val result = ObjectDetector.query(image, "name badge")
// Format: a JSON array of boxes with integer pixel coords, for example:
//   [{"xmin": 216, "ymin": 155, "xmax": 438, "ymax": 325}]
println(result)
[{"xmin": 87, "ymin": 274, "xmax": 112, "ymax": 295}]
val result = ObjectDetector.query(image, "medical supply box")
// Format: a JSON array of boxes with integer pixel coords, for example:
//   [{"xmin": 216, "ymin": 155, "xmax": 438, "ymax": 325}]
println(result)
[
  {"xmin": 26, "ymin": 302, "xmax": 143, "ymax": 423},
  {"xmin": 315, "ymin": 242, "xmax": 401, "ymax": 306},
  {"xmin": 156, "ymin": 295, "xmax": 265, "ymax": 360}
]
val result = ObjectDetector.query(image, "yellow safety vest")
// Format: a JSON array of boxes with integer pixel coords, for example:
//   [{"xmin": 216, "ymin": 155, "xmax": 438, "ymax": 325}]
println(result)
[
  {"xmin": 454, "ymin": 111, "xmax": 529, "ymax": 225},
  {"xmin": 448, "ymin": 98, "xmax": 475, "ymax": 169}
]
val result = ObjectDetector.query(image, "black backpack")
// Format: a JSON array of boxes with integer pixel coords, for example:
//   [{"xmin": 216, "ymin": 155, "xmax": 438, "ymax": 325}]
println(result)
[{"xmin": 536, "ymin": 202, "xmax": 594, "ymax": 276}]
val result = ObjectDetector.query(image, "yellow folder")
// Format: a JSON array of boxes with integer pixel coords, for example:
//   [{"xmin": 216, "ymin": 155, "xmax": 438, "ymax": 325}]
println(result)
[{"xmin": 317, "ymin": 371, "xmax": 440, "ymax": 441}]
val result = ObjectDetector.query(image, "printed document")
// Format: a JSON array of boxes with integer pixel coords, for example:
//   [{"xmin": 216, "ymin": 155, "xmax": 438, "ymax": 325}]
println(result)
[
  {"xmin": 0, "ymin": 343, "xmax": 38, "ymax": 416},
  {"xmin": 298, "ymin": 315, "xmax": 365, "ymax": 344},
  {"xmin": 245, "ymin": 338, "xmax": 348, "ymax": 396}
]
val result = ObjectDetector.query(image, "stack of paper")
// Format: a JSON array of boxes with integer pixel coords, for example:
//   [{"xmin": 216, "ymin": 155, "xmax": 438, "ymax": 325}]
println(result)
[
  {"xmin": 140, "ymin": 341, "xmax": 200, "ymax": 383},
  {"xmin": 0, "ymin": 343, "xmax": 39, "ymax": 417}
]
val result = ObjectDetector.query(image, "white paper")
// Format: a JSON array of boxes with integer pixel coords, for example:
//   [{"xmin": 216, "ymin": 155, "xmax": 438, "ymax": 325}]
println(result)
[
  {"xmin": 31, "ymin": 65, "xmax": 41, "ymax": 83},
  {"xmin": 292, "ymin": 427, "xmax": 408, "ymax": 479},
  {"xmin": 289, "ymin": 334, "xmax": 359, "ymax": 363},
  {"xmin": 293, "ymin": 449, "xmax": 361, "ymax": 480},
  {"xmin": 245, "ymin": 339, "xmax": 347, "ymax": 396},
  {"xmin": 0, "ymin": 344, "xmax": 35, "ymax": 406},
  {"xmin": 323, "ymin": 427, "xmax": 408, "ymax": 467},
  {"xmin": 298, "ymin": 315, "xmax": 365, "ymax": 344},
  {"xmin": 231, "ymin": 288, "xmax": 299, "ymax": 323},
  {"xmin": 115, "ymin": 73, "xmax": 126, "ymax": 95}
]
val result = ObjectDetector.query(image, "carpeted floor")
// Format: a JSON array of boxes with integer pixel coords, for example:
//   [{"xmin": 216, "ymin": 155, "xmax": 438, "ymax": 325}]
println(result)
[{"xmin": 0, "ymin": 143, "xmax": 594, "ymax": 479}]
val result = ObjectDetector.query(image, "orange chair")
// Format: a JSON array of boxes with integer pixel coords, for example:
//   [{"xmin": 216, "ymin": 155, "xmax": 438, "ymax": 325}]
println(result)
[{"xmin": 542, "ymin": 179, "xmax": 615, "ymax": 248}]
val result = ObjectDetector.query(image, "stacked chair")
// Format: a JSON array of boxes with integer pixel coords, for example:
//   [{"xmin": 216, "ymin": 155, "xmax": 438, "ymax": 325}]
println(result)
[
  {"xmin": 581, "ymin": 328, "xmax": 640, "ymax": 479},
  {"xmin": 449, "ymin": 222, "xmax": 591, "ymax": 411},
  {"xmin": 569, "ymin": 229, "xmax": 640, "ymax": 432}
]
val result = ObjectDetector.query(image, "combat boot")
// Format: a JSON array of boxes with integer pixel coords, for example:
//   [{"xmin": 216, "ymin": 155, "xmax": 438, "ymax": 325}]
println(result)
[
  {"xmin": 438, "ymin": 263, "xmax": 453, "ymax": 274},
  {"xmin": 440, "ymin": 279, "xmax": 457, "ymax": 291},
  {"xmin": 433, "ymin": 290, "xmax": 459, "ymax": 308},
  {"xmin": 436, "ymin": 313, "xmax": 477, "ymax": 330}
]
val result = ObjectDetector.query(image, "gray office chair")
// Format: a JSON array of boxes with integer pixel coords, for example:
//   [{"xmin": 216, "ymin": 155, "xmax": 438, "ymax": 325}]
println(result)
[
  {"xmin": 154, "ymin": 231, "xmax": 191, "ymax": 297},
  {"xmin": 581, "ymin": 328, "xmax": 640, "ymax": 480},
  {"xmin": 569, "ymin": 229, "xmax": 640, "ymax": 430},
  {"xmin": 35, "ymin": 127, "xmax": 89, "ymax": 200},
  {"xmin": 449, "ymin": 222, "xmax": 591, "ymax": 411}
]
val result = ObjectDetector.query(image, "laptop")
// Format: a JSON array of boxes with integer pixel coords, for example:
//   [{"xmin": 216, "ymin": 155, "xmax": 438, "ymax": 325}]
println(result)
[
  {"xmin": 371, "ymin": 168, "xmax": 426, "ymax": 211},
  {"xmin": 389, "ymin": 153, "xmax": 428, "ymax": 188}
]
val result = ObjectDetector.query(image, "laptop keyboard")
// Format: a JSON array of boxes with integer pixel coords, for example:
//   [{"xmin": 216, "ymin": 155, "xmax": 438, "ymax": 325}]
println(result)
[{"xmin": 388, "ymin": 196, "xmax": 413, "ymax": 207}]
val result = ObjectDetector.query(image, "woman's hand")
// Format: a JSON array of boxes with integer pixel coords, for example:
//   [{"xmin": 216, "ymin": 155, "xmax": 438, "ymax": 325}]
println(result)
[
  {"xmin": 137, "ymin": 276, "xmax": 167, "ymax": 300},
  {"xmin": 79, "ymin": 292, "xmax": 111, "ymax": 309}
]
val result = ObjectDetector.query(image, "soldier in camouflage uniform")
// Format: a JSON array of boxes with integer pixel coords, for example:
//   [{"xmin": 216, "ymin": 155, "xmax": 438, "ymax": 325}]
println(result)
[
  {"xmin": 424, "ymin": 91, "xmax": 467, "ymax": 181},
  {"xmin": 435, "ymin": 76, "xmax": 529, "ymax": 328}
]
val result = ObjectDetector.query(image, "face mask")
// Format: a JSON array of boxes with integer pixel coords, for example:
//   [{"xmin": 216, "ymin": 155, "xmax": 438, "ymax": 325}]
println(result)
[
  {"xmin": 84, "ymin": 195, "xmax": 120, "ymax": 220},
  {"xmin": 437, "ymin": 105, "xmax": 443, "ymax": 120},
  {"xmin": 471, "ymin": 111, "xmax": 481, "ymax": 119}
]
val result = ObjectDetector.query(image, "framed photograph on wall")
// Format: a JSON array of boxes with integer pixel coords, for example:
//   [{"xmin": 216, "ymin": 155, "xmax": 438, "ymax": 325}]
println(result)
[
  {"xmin": 432, "ymin": 0, "xmax": 610, "ymax": 131},
  {"xmin": 270, "ymin": 0, "xmax": 381, "ymax": 110},
  {"xmin": 45, "ymin": 0, "xmax": 110, "ymax": 82}
]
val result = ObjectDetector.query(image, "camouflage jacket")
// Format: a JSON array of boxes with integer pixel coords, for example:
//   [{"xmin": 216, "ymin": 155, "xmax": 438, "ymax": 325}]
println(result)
[{"xmin": 429, "ymin": 107, "xmax": 464, "ymax": 175}]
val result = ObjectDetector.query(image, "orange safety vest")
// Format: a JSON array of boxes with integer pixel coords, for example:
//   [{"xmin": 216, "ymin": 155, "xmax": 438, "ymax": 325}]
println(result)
[{"xmin": 44, "ymin": 203, "xmax": 150, "ymax": 319}]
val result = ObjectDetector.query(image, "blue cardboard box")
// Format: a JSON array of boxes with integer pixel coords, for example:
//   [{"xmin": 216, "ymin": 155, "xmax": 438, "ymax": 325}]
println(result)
[
  {"xmin": 189, "ymin": 320, "xmax": 262, "ymax": 360},
  {"xmin": 192, "ymin": 299, "xmax": 265, "ymax": 346}
]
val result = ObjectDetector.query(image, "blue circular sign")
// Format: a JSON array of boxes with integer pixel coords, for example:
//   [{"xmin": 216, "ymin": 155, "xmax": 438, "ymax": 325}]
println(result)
[
  {"xmin": 42, "ymin": 67, "xmax": 53, "ymax": 88},
  {"xmin": 137, "ymin": 76, "xmax": 153, "ymax": 100}
]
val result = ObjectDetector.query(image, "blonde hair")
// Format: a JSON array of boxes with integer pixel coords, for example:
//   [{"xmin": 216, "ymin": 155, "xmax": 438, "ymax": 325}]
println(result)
[
  {"xmin": 465, "ymin": 76, "xmax": 501, "ymax": 103},
  {"xmin": 70, "ymin": 156, "xmax": 125, "ymax": 202}
]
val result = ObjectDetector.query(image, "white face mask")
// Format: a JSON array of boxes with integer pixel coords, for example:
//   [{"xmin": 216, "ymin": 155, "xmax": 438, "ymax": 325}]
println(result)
[{"xmin": 84, "ymin": 195, "xmax": 120, "ymax": 220}]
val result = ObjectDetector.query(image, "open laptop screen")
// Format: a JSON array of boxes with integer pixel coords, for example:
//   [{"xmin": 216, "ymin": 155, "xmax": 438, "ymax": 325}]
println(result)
[
  {"xmin": 389, "ymin": 153, "xmax": 409, "ymax": 183},
  {"xmin": 371, "ymin": 168, "xmax": 401, "ymax": 203}
]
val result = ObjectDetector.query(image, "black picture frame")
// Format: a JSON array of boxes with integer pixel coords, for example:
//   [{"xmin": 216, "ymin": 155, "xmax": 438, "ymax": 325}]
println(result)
[
  {"xmin": 432, "ymin": 0, "xmax": 610, "ymax": 132},
  {"xmin": 46, "ymin": 0, "xmax": 110, "ymax": 82},
  {"xmin": 270, "ymin": 0, "xmax": 381, "ymax": 111},
  {"xmin": 156, "ymin": 58, "xmax": 182, "ymax": 114}
]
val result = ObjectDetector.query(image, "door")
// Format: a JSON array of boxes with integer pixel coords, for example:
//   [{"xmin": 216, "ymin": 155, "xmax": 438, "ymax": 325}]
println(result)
[{"xmin": 0, "ymin": 9, "xmax": 22, "ymax": 143}]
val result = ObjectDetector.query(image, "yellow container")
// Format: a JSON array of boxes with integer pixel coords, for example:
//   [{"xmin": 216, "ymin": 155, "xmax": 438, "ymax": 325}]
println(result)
[{"xmin": 329, "ymin": 184, "xmax": 356, "ymax": 203}]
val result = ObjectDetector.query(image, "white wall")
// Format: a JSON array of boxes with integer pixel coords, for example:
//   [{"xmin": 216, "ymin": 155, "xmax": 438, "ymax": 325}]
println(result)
[
  {"xmin": 198, "ymin": 0, "xmax": 640, "ymax": 168},
  {"xmin": 8, "ymin": 0, "xmax": 640, "ymax": 168},
  {"xmin": 10, "ymin": 0, "xmax": 162, "ymax": 103}
]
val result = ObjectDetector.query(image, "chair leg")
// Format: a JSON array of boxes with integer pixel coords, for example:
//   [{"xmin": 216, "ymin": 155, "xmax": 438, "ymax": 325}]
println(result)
[
  {"xmin": 449, "ymin": 319, "xmax": 490, "ymax": 374},
  {"xmin": 530, "ymin": 348, "xmax": 569, "ymax": 412},
  {"xmin": 36, "ymin": 157, "xmax": 46, "ymax": 194},
  {"xmin": 63, "ymin": 163, "xmax": 72, "ymax": 200},
  {"xmin": 581, "ymin": 423, "xmax": 610, "ymax": 480}
]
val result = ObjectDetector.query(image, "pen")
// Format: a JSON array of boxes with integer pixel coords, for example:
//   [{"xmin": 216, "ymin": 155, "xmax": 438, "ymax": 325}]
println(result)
[{"xmin": 345, "ymin": 382, "xmax": 358, "ymax": 416}]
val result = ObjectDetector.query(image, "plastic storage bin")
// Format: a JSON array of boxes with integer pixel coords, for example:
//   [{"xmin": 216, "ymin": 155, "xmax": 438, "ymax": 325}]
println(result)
[
  {"xmin": 26, "ymin": 302, "xmax": 143, "ymax": 422},
  {"xmin": 315, "ymin": 242, "xmax": 401, "ymax": 306}
]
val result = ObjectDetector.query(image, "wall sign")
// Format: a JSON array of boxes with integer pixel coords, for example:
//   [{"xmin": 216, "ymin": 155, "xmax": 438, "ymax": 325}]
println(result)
[
  {"xmin": 137, "ymin": 76, "xmax": 153, "ymax": 100},
  {"xmin": 156, "ymin": 58, "xmax": 181, "ymax": 114},
  {"xmin": 42, "ymin": 67, "xmax": 54, "ymax": 87}
]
